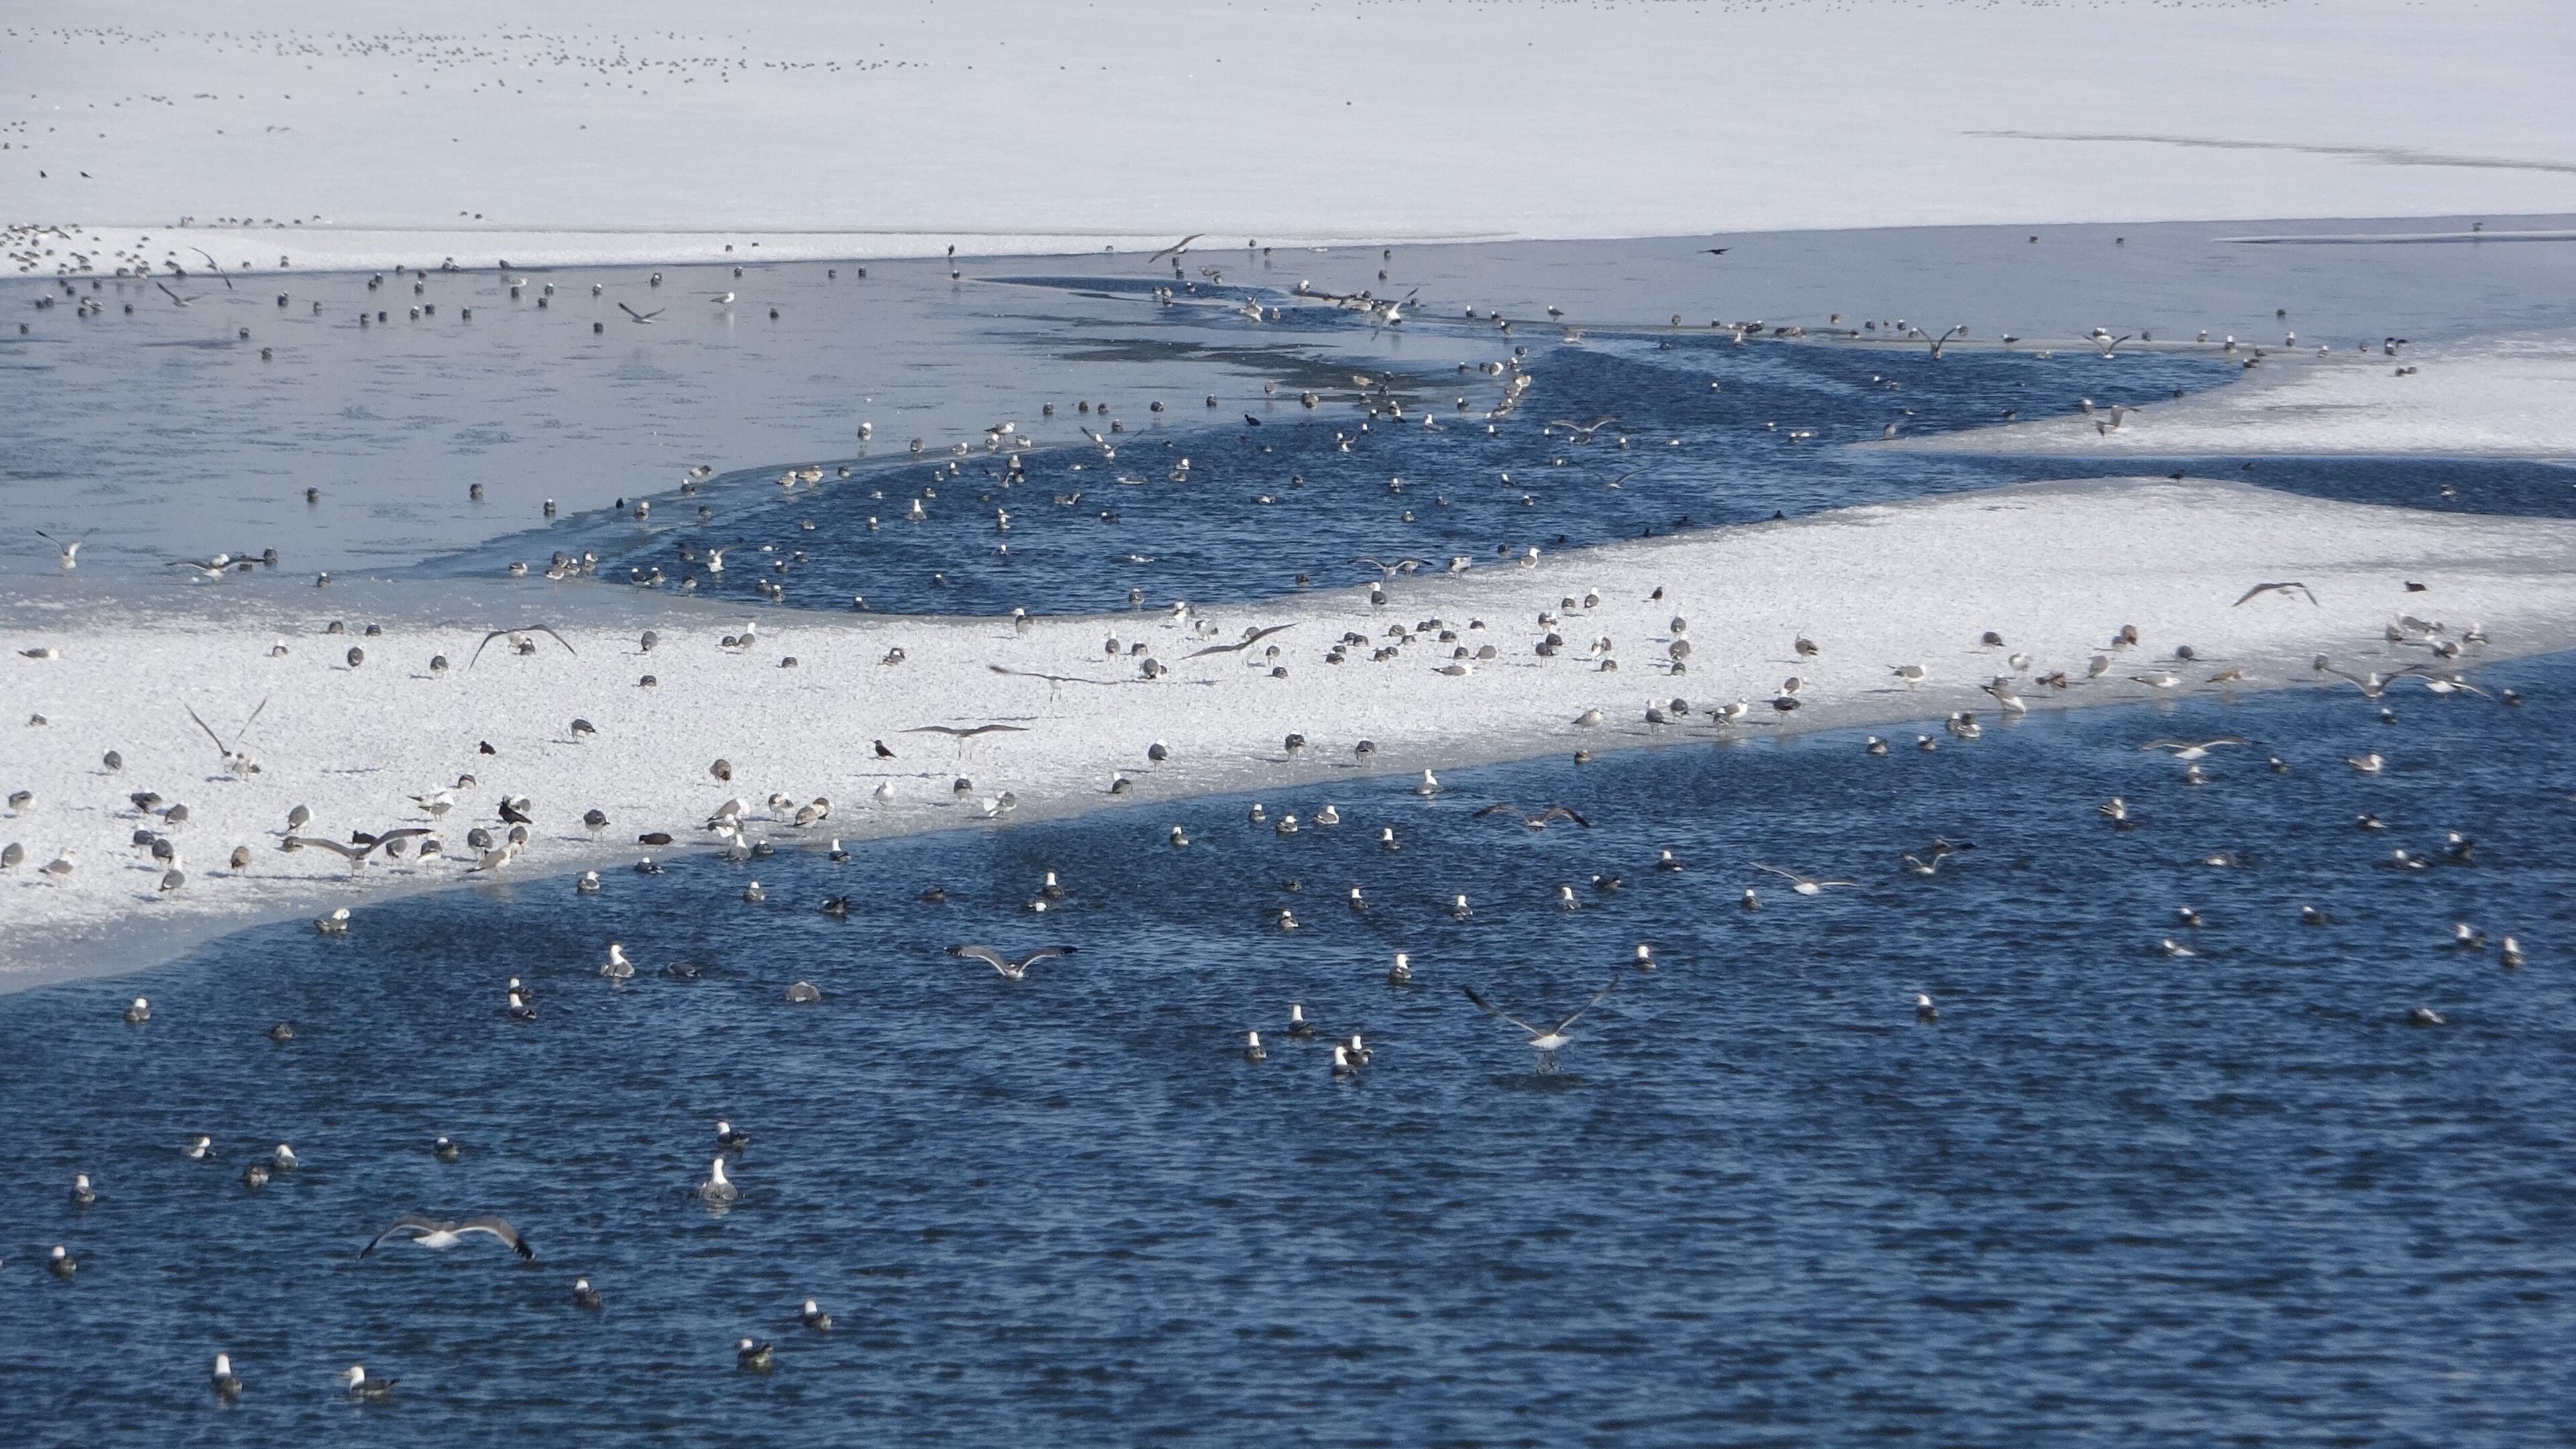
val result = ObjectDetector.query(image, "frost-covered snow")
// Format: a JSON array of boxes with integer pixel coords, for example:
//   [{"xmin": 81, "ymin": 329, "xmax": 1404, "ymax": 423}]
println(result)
[
  {"xmin": 1884, "ymin": 337, "xmax": 2576, "ymax": 458},
  {"xmin": 9, "ymin": 476, "xmax": 2574, "ymax": 984},
  {"xmin": 13, "ymin": 0, "xmax": 2576, "ymax": 273}
]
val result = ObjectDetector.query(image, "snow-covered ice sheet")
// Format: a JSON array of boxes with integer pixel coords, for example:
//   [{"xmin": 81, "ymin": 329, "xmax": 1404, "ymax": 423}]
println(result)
[
  {"xmin": 7, "ymin": 476, "xmax": 2572, "ymax": 985},
  {"xmin": 13, "ymin": 0, "xmax": 2576, "ymax": 272},
  {"xmin": 1881, "ymin": 337, "xmax": 2576, "ymax": 458}
]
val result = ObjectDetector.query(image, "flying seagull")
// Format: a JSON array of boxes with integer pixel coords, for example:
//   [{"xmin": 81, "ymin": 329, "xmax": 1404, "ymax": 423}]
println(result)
[
  {"xmin": 283, "ymin": 829, "xmax": 434, "ymax": 868},
  {"xmin": 155, "ymin": 281, "xmax": 201, "ymax": 307},
  {"xmin": 467, "ymin": 626, "xmax": 577, "ymax": 669},
  {"xmin": 1545, "ymin": 417, "xmax": 1619, "ymax": 443},
  {"xmin": 616, "ymin": 302, "xmax": 663, "ymax": 324},
  {"xmin": 35, "ymin": 529, "xmax": 89, "ymax": 568},
  {"xmin": 1750, "ymin": 862, "xmax": 1857, "ymax": 895},
  {"xmin": 186, "ymin": 699, "xmax": 268, "ymax": 775},
  {"xmin": 2140, "ymin": 737, "xmax": 2248, "ymax": 761},
  {"xmin": 1185, "ymin": 623, "xmax": 1295, "ymax": 658},
  {"xmin": 906, "ymin": 723, "xmax": 1030, "ymax": 739},
  {"xmin": 947, "ymin": 944, "xmax": 1077, "ymax": 980},
  {"xmin": 1353, "ymin": 556, "xmax": 1431, "ymax": 578},
  {"xmin": 2233, "ymin": 581, "xmax": 2318, "ymax": 607},
  {"xmin": 986, "ymin": 664, "xmax": 1120, "ymax": 689},
  {"xmin": 189, "ymin": 248, "xmax": 235, "ymax": 289},
  {"xmin": 1460, "ymin": 975, "xmax": 1618, "ymax": 1073},
  {"xmin": 360, "ymin": 1214, "xmax": 533, "ymax": 1259},
  {"xmin": 1148, "ymin": 233, "xmax": 1206, "ymax": 265},
  {"xmin": 1472, "ymin": 803, "xmax": 1592, "ymax": 829}
]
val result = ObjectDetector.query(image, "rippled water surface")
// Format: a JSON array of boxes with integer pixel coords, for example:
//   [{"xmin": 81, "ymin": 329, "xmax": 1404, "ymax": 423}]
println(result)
[
  {"xmin": 7, "ymin": 652, "xmax": 2571, "ymax": 1445},
  {"xmin": 451, "ymin": 323, "xmax": 2576, "ymax": 619}
]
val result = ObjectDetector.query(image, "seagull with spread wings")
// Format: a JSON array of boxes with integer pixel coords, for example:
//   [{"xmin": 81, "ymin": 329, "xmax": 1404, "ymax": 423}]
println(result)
[
  {"xmin": 1185, "ymin": 623, "xmax": 1295, "ymax": 659},
  {"xmin": 360, "ymin": 1214, "xmax": 533, "ymax": 1260},
  {"xmin": 986, "ymin": 663, "xmax": 1121, "ymax": 696},
  {"xmin": 467, "ymin": 626, "xmax": 577, "ymax": 668},
  {"xmin": 2140, "ymin": 737, "xmax": 2248, "ymax": 761},
  {"xmin": 616, "ymin": 302, "xmax": 663, "ymax": 324},
  {"xmin": 1460, "ymin": 976, "xmax": 1618, "ymax": 1073},
  {"xmin": 1472, "ymin": 803, "xmax": 1592, "ymax": 830},
  {"xmin": 1354, "ymin": 556, "xmax": 1430, "ymax": 578},
  {"xmin": 35, "ymin": 529, "xmax": 89, "ymax": 569},
  {"xmin": 2233, "ymin": 581, "xmax": 2318, "ymax": 607},
  {"xmin": 282, "ymin": 828, "xmax": 435, "ymax": 869},
  {"xmin": 1148, "ymin": 233, "xmax": 1205, "ymax": 266},
  {"xmin": 1546, "ymin": 417, "xmax": 1619, "ymax": 443},
  {"xmin": 947, "ymin": 944, "xmax": 1077, "ymax": 980},
  {"xmin": 186, "ymin": 699, "xmax": 268, "ymax": 775},
  {"xmin": 1750, "ymin": 862, "xmax": 1857, "ymax": 895},
  {"xmin": 155, "ymin": 281, "xmax": 201, "ymax": 307},
  {"xmin": 906, "ymin": 723, "xmax": 1030, "ymax": 739},
  {"xmin": 188, "ymin": 248, "xmax": 235, "ymax": 289}
]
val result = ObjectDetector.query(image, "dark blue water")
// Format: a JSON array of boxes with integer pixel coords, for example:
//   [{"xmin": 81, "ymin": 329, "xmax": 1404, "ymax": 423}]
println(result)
[
  {"xmin": 439, "ymin": 298, "xmax": 2575, "ymax": 618},
  {"xmin": 8, "ymin": 651, "xmax": 2571, "ymax": 1444}
]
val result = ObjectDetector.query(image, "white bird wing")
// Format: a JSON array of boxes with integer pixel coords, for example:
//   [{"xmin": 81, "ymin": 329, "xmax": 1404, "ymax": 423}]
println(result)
[
  {"xmin": 454, "ymin": 1216, "xmax": 533, "ymax": 1257},
  {"xmin": 948, "ymin": 945, "xmax": 1013, "ymax": 974},
  {"xmin": 1458, "ymin": 984, "xmax": 1544, "ymax": 1040},
  {"xmin": 184, "ymin": 704, "xmax": 233, "ymax": 757},
  {"xmin": 1748, "ymin": 862, "xmax": 1806, "ymax": 883},
  {"xmin": 284, "ymin": 835, "xmax": 367, "ymax": 861},
  {"xmin": 1549, "ymin": 977, "xmax": 1621, "ymax": 1035},
  {"xmin": 360, "ymin": 1214, "xmax": 445, "ymax": 1257}
]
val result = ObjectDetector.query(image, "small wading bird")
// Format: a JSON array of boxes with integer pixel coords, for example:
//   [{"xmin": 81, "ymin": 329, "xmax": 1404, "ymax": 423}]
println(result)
[
  {"xmin": 1460, "ymin": 976, "xmax": 1619, "ymax": 1074},
  {"xmin": 360, "ymin": 1214, "xmax": 534, "ymax": 1260},
  {"xmin": 947, "ymin": 944, "xmax": 1077, "ymax": 980}
]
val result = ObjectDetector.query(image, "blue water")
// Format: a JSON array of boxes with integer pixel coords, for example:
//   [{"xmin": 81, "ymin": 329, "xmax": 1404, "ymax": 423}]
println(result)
[
  {"xmin": 427, "ymin": 296, "xmax": 2576, "ymax": 619},
  {"xmin": 7, "ymin": 651, "xmax": 2570, "ymax": 1444}
]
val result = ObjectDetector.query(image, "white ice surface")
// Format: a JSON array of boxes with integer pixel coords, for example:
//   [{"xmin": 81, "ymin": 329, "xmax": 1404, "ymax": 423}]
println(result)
[
  {"xmin": 9, "ymin": 476, "xmax": 2574, "ymax": 985},
  {"xmin": 1882, "ymin": 337, "xmax": 2576, "ymax": 458},
  {"xmin": 13, "ymin": 0, "xmax": 2576, "ymax": 273}
]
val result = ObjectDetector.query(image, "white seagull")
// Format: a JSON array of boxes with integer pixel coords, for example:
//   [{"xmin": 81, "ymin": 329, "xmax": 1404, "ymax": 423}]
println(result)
[
  {"xmin": 360, "ymin": 1214, "xmax": 534, "ymax": 1259},
  {"xmin": 1459, "ymin": 975, "xmax": 1619, "ymax": 1074}
]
